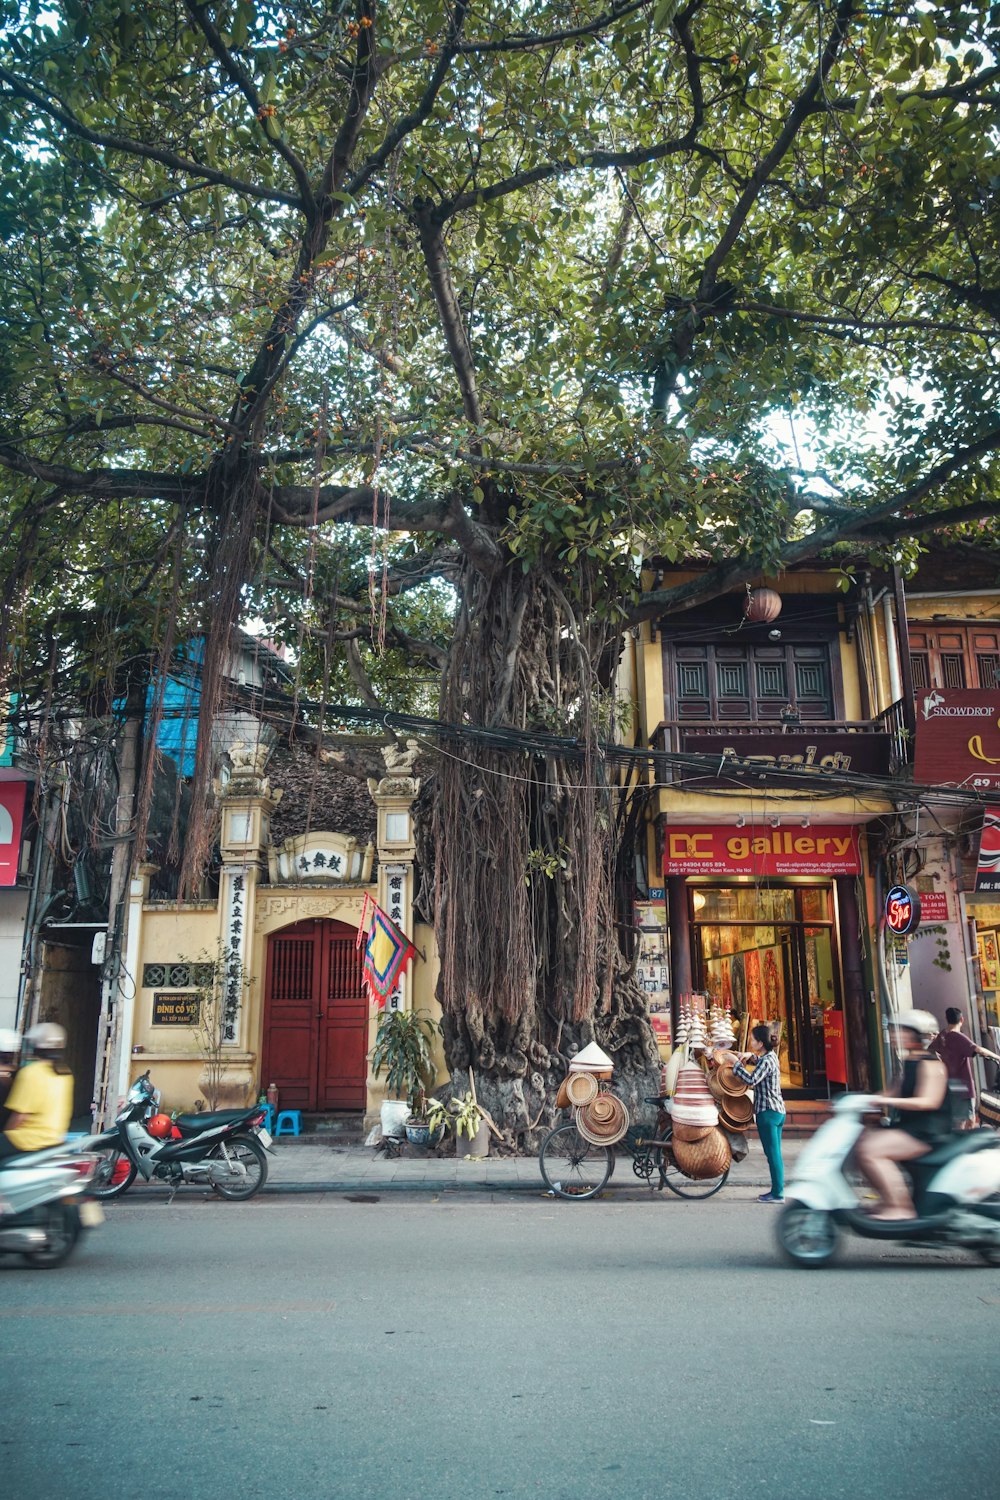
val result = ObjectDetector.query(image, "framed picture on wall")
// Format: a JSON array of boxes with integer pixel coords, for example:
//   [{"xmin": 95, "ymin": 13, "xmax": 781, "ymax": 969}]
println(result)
[{"xmin": 979, "ymin": 929, "xmax": 1000, "ymax": 992}]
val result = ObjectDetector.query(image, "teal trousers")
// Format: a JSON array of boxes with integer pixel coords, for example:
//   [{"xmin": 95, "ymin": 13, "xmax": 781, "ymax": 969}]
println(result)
[{"xmin": 755, "ymin": 1109, "xmax": 785, "ymax": 1198}]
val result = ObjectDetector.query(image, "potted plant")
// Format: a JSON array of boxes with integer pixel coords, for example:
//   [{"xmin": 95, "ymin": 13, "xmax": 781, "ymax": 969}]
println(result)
[
  {"xmin": 405, "ymin": 1094, "xmax": 449, "ymax": 1148},
  {"xmin": 369, "ymin": 1008, "xmax": 441, "ymax": 1137},
  {"xmin": 450, "ymin": 1090, "xmax": 489, "ymax": 1158}
]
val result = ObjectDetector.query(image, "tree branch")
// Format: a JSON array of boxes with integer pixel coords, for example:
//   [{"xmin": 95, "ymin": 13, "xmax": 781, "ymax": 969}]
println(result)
[
  {"xmin": 348, "ymin": 1, "xmax": 470, "ymax": 198},
  {"xmin": 0, "ymin": 66, "xmax": 303, "ymax": 209},
  {"xmin": 627, "ymin": 426, "xmax": 1000, "ymax": 623},
  {"xmin": 183, "ymin": 1, "xmax": 319, "ymax": 217},
  {"xmin": 456, "ymin": 0, "xmax": 653, "ymax": 54},
  {"xmin": 730, "ymin": 301, "xmax": 990, "ymax": 339},
  {"xmin": 414, "ymin": 207, "xmax": 484, "ymax": 439},
  {"xmin": 697, "ymin": 0, "xmax": 854, "ymax": 295}
]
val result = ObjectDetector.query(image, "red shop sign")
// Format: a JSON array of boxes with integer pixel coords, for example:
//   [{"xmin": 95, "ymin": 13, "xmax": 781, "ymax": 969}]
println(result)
[
  {"xmin": 663, "ymin": 824, "xmax": 861, "ymax": 877},
  {"xmin": 823, "ymin": 1009, "xmax": 848, "ymax": 1085},
  {"xmin": 914, "ymin": 690, "xmax": 1000, "ymax": 791},
  {"xmin": 0, "ymin": 780, "xmax": 27, "ymax": 887}
]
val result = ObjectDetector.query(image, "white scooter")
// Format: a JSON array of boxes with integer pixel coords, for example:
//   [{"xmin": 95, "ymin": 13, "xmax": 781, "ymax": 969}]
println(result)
[
  {"xmin": 776, "ymin": 1095, "xmax": 1000, "ymax": 1267},
  {"xmin": 0, "ymin": 1150, "xmax": 104, "ymax": 1268}
]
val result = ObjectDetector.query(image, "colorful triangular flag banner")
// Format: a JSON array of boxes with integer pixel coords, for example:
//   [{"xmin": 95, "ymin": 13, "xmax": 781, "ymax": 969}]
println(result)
[{"xmin": 359, "ymin": 900, "xmax": 417, "ymax": 1008}]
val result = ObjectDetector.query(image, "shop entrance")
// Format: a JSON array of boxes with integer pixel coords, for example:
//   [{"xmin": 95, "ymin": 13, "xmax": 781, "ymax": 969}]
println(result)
[
  {"xmin": 690, "ymin": 885, "xmax": 840, "ymax": 1092},
  {"xmin": 262, "ymin": 918, "xmax": 368, "ymax": 1111}
]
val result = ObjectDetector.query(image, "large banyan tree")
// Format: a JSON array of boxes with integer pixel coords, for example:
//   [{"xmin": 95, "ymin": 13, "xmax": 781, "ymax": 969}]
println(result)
[{"xmin": 2, "ymin": 1, "xmax": 999, "ymax": 1129}]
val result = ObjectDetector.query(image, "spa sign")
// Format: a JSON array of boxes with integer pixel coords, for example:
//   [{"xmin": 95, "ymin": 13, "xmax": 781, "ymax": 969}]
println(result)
[
  {"xmin": 663, "ymin": 824, "xmax": 861, "ymax": 877},
  {"xmin": 884, "ymin": 884, "xmax": 921, "ymax": 936}
]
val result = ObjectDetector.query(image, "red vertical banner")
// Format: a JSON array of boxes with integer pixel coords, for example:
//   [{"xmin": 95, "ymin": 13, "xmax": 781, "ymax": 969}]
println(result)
[
  {"xmin": 0, "ymin": 781, "xmax": 26, "ymax": 886},
  {"xmin": 823, "ymin": 1009, "xmax": 847, "ymax": 1085}
]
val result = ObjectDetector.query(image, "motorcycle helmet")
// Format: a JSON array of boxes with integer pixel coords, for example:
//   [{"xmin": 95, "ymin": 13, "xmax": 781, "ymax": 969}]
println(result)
[
  {"xmin": 24, "ymin": 1021, "xmax": 67, "ymax": 1056},
  {"xmin": 892, "ymin": 1009, "xmax": 939, "ymax": 1044},
  {"xmin": 146, "ymin": 1112, "xmax": 173, "ymax": 1139}
]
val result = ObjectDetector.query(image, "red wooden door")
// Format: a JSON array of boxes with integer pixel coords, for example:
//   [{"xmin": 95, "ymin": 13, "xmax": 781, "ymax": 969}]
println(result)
[{"xmin": 263, "ymin": 920, "xmax": 367, "ymax": 1111}]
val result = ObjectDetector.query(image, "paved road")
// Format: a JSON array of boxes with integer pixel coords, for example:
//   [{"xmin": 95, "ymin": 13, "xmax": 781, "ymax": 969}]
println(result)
[{"xmin": 3, "ymin": 1194, "xmax": 998, "ymax": 1500}]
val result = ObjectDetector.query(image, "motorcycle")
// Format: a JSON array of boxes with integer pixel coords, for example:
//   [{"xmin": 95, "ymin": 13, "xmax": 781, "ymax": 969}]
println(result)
[
  {"xmin": 0, "ymin": 1150, "xmax": 104, "ymax": 1268},
  {"xmin": 78, "ymin": 1071, "xmax": 274, "ymax": 1202},
  {"xmin": 776, "ymin": 1094, "xmax": 1000, "ymax": 1268}
]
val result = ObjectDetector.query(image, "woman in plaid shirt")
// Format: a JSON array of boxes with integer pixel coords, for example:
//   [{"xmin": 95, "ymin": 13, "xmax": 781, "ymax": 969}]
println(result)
[{"xmin": 732, "ymin": 1026, "xmax": 786, "ymax": 1203}]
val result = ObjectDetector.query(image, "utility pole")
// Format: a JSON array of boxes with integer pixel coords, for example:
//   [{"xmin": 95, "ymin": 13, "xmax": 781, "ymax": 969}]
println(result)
[{"xmin": 92, "ymin": 702, "xmax": 142, "ymax": 1128}]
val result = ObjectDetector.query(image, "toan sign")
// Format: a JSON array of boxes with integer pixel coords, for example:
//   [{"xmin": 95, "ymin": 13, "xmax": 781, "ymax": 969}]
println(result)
[
  {"xmin": 663, "ymin": 824, "xmax": 861, "ymax": 877},
  {"xmin": 914, "ymin": 690, "xmax": 1000, "ymax": 791}
]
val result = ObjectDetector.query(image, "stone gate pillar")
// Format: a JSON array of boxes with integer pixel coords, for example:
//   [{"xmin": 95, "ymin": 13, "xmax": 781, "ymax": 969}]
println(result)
[
  {"xmin": 368, "ymin": 741, "xmax": 420, "ymax": 1013},
  {"xmin": 212, "ymin": 743, "xmax": 282, "ymax": 1105}
]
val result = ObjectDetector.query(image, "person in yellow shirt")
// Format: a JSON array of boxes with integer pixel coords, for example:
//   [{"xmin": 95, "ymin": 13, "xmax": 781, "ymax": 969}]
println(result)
[{"xmin": 0, "ymin": 1023, "xmax": 73, "ymax": 1159}]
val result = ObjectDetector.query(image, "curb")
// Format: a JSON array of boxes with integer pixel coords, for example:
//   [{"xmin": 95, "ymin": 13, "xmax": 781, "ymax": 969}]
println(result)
[{"xmin": 116, "ymin": 1174, "xmax": 779, "ymax": 1199}]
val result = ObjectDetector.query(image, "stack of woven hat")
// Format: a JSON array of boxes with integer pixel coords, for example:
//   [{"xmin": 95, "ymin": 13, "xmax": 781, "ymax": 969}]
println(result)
[
  {"xmin": 669, "ymin": 1060, "xmax": 718, "ymax": 1139},
  {"xmin": 709, "ymin": 1004, "xmax": 737, "ymax": 1050},
  {"xmin": 668, "ymin": 1057, "xmax": 735, "ymax": 1177},
  {"xmin": 554, "ymin": 1042, "xmax": 630, "ymax": 1145},
  {"xmin": 707, "ymin": 1057, "xmax": 755, "ymax": 1133}
]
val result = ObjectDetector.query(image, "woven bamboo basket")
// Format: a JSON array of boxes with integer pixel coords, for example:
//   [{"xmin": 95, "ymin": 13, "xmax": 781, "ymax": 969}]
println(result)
[
  {"xmin": 555, "ymin": 1075, "xmax": 571, "ymax": 1110},
  {"xmin": 566, "ymin": 1071, "xmax": 599, "ymax": 1106},
  {"xmin": 670, "ymin": 1120, "xmax": 714, "ymax": 1144},
  {"xmin": 670, "ymin": 1126, "xmax": 731, "ymax": 1179}
]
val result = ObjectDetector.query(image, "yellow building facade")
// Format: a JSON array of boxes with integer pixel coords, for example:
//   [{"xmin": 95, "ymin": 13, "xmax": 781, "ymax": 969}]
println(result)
[
  {"xmin": 119, "ymin": 743, "xmax": 443, "ymax": 1127},
  {"xmin": 625, "ymin": 567, "xmax": 908, "ymax": 1095}
]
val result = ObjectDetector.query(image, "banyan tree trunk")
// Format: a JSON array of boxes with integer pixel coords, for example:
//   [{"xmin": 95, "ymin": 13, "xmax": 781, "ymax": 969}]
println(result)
[{"xmin": 428, "ymin": 563, "xmax": 660, "ymax": 1143}]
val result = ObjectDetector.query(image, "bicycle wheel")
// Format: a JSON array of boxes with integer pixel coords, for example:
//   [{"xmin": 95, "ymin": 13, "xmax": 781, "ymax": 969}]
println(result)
[
  {"xmin": 539, "ymin": 1123, "xmax": 614, "ymax": 1200},
  {"xmin": 656, "ymin": 1128, "xmax": 730, "ymax": 1199}
]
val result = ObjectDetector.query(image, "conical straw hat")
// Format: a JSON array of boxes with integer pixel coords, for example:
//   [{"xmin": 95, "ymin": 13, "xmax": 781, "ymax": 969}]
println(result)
[{"xmin": 569, "ymin": 1042, "xmax": 614, "ymax": 1072}]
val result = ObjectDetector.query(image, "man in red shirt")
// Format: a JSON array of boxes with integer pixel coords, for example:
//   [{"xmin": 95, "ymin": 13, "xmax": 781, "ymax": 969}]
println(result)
[{"xmin": 931, "ymin": 1008, "xmax": 1000, "ymax": 1129}]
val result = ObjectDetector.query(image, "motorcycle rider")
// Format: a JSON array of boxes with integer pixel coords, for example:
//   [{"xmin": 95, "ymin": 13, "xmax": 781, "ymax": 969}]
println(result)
[
  {"xmin": 855, "ymin": 1009, "xmax": 950, "ymax": 1221},
  {"xmin": 0, "ymin": 1022, "xmax": 74, "ymax": 1161}
]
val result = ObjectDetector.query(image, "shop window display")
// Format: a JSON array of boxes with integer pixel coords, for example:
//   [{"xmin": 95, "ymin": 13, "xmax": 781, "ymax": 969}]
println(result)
[
  {"xmin": 691, "ymin": 884, "xmax": 839, "ymax": 1093},
  {"xmin": 973, "ymin": 905, "xmax": 1000, "ymax": 1033}
]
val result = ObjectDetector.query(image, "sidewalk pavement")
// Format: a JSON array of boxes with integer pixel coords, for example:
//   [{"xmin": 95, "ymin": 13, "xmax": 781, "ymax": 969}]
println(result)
[{"xmin": 241, "ymin": 1133, "xmax": 809, "ymax": 1200}]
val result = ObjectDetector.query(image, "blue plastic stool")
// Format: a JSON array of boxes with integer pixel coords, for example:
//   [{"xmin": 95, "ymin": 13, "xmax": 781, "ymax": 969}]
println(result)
[
  {"xmin": 255, "ymin": 1104, "xmax": 275, "ymax": 1134},
  {"xmin": 273, "ymin": 1109, "xmax": 302, "ymax": 1138}
]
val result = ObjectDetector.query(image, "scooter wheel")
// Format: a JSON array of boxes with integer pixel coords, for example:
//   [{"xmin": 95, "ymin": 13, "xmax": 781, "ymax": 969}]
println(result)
[
  {"xmin": 209, "ymin": 1134, "xmax": 268, "ymax": 1200},
  {"xmin": 23, "ymin": 1202, "xmax": 81, "ymax": 1269},
  {"xmin": 90, "ymin": 1149, "xmax": 137, "ymax": 1200},
  {"xmin": 776, "ymin": 1202, "xmax": 840, "ymax": 1268},
  {"xmin": 976, "ymin": 1240, "xmax": 1000, "ymax": 1267}
]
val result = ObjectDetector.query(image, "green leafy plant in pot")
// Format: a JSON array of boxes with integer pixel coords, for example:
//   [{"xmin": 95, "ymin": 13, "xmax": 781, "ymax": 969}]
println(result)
[
  {"xmin": 405, "ymin": 1095, "xmax": 450, "ymax": 1148},
  {"xmin": 369, "ymin": 1009, "xmax": 441, "ymax": 1138},
  {"xmin": 450, "ymin": 1090, "xmax": 488, "ymax": 1156}
]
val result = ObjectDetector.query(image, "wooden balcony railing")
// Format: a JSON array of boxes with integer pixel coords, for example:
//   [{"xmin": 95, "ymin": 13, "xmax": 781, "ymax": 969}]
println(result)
[{"xmin": 655, "ymin": 700, "xmax": 912, "ymax": 784}]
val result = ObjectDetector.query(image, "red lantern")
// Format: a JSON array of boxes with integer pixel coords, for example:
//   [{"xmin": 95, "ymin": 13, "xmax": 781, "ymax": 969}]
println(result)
[{"xmin": 744, "ymin": 588, "xmax": 782, "ymax": 624}]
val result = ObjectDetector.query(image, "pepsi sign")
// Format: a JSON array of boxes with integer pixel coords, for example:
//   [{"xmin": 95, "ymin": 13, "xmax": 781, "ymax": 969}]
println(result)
[
  {"xmin": 885, "ymin": 884, "xmax": 921, "ymax": 936},
  {"xmin": 976, "ymin": 808, "xmax": 1000, "ymax": 894}
]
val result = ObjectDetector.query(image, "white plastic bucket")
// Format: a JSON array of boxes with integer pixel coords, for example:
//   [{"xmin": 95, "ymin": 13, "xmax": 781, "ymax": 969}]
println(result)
[{"xmin": 380, "ymin": 1100, "xmax": 410, "ymax": 1138}]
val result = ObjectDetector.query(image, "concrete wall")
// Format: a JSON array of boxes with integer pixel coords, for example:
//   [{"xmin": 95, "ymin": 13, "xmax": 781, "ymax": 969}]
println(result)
[{"xmin": 0, "ymin": 888, "xmax": 28, "ymax": 1028}]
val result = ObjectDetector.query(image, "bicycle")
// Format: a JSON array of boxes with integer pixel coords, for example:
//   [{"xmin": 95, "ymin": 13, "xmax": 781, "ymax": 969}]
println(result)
[{"xmin": 538, "ymin": 1094, "xmax": 731, "ymax": 1200}]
